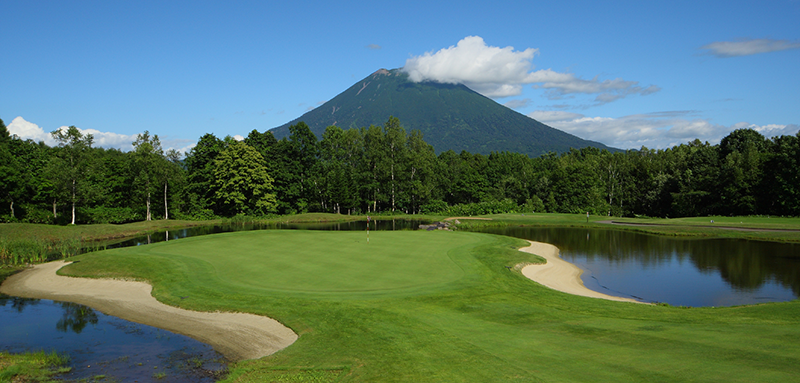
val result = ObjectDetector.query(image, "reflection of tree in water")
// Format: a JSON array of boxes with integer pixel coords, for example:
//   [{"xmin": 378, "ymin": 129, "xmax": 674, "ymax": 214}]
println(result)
[
  {"xmin": 478, "ymin": 226, "xmax": 800, "ymax": 294},
  {"xmin": 0, "ymin": 294, "xmax": 40, "ymax": 312},
  {"xmin": 56, "ymin": 302, "xmax": 99, "ymax": 333},
  {"xmin": 689, "ymin": 239, "xmax": 800, "ymax": 295}
]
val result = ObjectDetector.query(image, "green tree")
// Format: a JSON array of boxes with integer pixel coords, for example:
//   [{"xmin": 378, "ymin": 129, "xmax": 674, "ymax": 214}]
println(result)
[
  {"xmin": 382, "ymin": 117, "xmax": 408, "ymax": 212},
  {"xmin": 184, "ymin": 133, "xmax": 224, "ymax": 215},
  {"xmin": 161, "ymin": 149, "xmax": 184, "ymax": 220},
  {"xmin": 213, "ymin": 140, "xmax": 276, "ymax": 215},
  {"xmin": 406, "ymin": 129, "xmax": 438, "ymax": 214},
  {"xmin": 51, "ymin": 126, "xmax": 94, "ymax": 225},
  {"xmin": 670, "ymin": 140, "xmax": 719, "ymax": 216},
  {"xmin": 0, "ymin": 118, "xmax": 22, "ymax": 219},
  {"xmin": 717, "ymin": 128, "xmax": 766, "ymax": 215},
  {"xmin": 131, "ymin": 131, "xmax": 164, "ymax": 221},
  {"xmin": 319, "ymin": 126, "xmax": 357, "ymax": 214},
  {"xmin": 762, "ymin": 132, "xmax": 800, "ymax": 215}
]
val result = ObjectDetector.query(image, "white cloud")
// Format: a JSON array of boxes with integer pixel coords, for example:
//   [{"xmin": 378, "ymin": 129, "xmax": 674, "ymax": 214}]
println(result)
[
  {"xmin": 7, "ymin": 116, "xmax": 59, "ymax": 146},
  {"xmin": 79, "ymin": 128, "xmax": 137, "ymax": 150},
  {"xmin": 533, "ymin": 110, "xmax": 798, "ymax": 149},
  {"xmin": 403, "ymin": 36, "xmax": 539, "ymax": 98},
  {"xmin": 233, "ymin": 135, "xmax": 245, "ymax": 141},
  {"xmin": 402, "ymin": 36, "xmax": 659, "ymax": 103},
  {"xmin": 528, "ymin": 110, "xmax": 584, "ymax": 123},
  {"xmin": 366, "ymin": 44, "xmax": 381, "ymax": 50},
  {"xmin": 9, "ymin": 116, "xmax": 138, "ymax": 150},
  {"xmin": 503, "ymin": 98, "xmax": 532, "ymax": 109},
  {"xmin": 737, "ymin": 122, "xmax": 800, "ymax": 137},
  {"xmin": 6, "ymin": 116, "xmax": 194, "ymax": 154},
  {"xmin": 701, "ymin": 38, "xmax": 800, "ymax": 57}
]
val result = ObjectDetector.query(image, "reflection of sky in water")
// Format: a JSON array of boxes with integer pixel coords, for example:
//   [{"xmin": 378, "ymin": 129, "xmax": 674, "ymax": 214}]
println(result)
[
  {"xmin": 565, "ymin": 250, "xmax": 797, "ymax": 307},
  {"xmin": 0, "ymin": 297, "xmax": 224, "ymax": 382}
]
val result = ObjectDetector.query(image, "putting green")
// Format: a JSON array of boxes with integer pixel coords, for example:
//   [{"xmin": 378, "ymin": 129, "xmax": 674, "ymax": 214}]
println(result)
[{"xmin": 136, "ymin": 230, "xmax": 483, "ymax": 295}]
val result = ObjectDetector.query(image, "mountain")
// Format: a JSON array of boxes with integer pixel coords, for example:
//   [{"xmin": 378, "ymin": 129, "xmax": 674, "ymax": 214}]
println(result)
[{"xmin": 268, "ymin": 68, "xmax": 617, "ymax": 157}]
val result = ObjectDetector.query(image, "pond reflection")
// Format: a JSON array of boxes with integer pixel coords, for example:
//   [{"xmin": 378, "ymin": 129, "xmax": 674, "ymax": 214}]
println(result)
[
  {"xmin": 0, "ymin": 295, "xmax": 225, "ymax": 382},
  {"xmin": 474, "ymin": 226, "xmax": 800, "ymax": 307},
  {"xmin": 56, "ymin": 302, "xmax": 98, "ymax": 333}
]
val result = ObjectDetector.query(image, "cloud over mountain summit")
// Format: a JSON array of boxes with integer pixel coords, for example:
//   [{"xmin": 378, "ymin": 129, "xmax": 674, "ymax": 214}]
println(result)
[{"xmin": 402, "ymin": 36, "xmax": 659, "ymax": 104}]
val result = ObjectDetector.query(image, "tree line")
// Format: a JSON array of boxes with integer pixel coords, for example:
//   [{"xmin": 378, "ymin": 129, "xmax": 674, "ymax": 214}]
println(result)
[{"xmin": 1, "ymin": 116, "xmax": 799, "ymax": 224}]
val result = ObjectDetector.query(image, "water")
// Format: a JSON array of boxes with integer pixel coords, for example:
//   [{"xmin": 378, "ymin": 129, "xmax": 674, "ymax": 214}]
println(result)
[
  {"xmin": 474, "ymin": 226, "xmax": 800, "ymax": 307},
  {"xmin": 0, "ymin": 295, "xmax": 225, "ymax": 382}
]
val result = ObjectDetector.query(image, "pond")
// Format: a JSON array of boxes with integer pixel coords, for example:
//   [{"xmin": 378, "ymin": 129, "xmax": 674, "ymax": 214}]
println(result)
[
  {"xmin": 0, "ymin": 295, "xmax": 225, "ymax": 382},
  {"xmin": 474, "ymin": 226, "xmax": 800, "ymax": 307}
]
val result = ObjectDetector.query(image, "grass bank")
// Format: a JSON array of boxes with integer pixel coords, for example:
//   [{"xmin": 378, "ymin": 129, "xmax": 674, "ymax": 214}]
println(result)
[
  {"xmin": 0, "ymin": 350, "xmax": 70, "ymax": 381},
  {"xmin": 458, "ymin": 213, "xmax": 800, "ymax": 243},
  {"xmin": 0, "ymin": 213, "xmax": 434, "ymax": 265},
  {"xmin": 55, "ymin": 229, "xmax": 800, "ymax": 382}
]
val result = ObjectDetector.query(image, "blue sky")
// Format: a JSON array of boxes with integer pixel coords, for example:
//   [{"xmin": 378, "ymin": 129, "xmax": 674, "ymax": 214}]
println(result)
[{"xmin": 2, "ymin": 0, "xmax": 798, "ymax": 153}]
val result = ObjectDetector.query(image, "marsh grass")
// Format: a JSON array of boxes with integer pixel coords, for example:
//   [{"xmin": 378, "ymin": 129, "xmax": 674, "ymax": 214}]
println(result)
[{"xmin": 0, "ymin": 236, "xmax": 85, "ymax": 265}]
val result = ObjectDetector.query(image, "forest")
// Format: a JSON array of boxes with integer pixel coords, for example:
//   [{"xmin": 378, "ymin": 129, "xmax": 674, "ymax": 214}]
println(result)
[{"xmin": 1, "ymin": 116, "xmax": 799, "ymax": 224}]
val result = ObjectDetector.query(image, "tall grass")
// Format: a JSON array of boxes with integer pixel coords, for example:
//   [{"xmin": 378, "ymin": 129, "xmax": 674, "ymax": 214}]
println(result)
[{"xmin": 0, "ymin": 237, "xmax": 84, "ymax": 266}]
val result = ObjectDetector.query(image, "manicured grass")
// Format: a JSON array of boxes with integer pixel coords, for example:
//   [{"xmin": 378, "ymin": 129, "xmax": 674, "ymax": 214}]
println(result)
[
  {"xmin": 60, "ymin": 229, "xmax": 800, "ymax": 382},
  {"xmin": 0, "ymin": 213, "xmax": 433, "ymax": 265}
]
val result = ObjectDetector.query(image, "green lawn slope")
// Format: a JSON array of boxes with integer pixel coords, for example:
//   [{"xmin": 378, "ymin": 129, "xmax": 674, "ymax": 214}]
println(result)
[{"xmin": 58, "ymin": 229, "xmax": 800, "ymax": 382}]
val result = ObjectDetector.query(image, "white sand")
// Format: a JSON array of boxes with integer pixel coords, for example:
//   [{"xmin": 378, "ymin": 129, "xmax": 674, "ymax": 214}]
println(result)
[
  {"xmin": 518, "ymin": 241, "xmax": 645, "ymax": 303},
  {"xmin": 0, "ymin": 261, "xmax": 298, "ymax": 361}
]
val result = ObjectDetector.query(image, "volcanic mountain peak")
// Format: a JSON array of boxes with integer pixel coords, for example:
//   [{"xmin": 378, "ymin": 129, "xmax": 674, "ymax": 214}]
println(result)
[{"xmin": 269, "ymin": 68, "xmax": 616, "ymax": 157}]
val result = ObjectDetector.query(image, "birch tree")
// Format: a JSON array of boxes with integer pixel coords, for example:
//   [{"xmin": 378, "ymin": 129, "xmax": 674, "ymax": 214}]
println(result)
[{"xmin": 51, "ymin": 126, "xmax": 94, "ymax": 225}]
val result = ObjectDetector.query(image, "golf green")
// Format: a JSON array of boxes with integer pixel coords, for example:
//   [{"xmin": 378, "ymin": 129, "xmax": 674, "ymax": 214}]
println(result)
[{"xmin": 134, "ymin": 230, "xmax": 482, "ymax": 295}]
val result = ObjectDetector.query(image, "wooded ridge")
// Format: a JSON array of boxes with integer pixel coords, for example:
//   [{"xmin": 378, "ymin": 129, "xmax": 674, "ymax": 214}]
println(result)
[{"xmin": 2, "ymin": 116, "xmax": 798, "ymax": 224}]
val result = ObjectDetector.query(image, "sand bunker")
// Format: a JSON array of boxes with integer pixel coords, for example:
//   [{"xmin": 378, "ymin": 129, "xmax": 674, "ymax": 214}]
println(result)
[
  {"xmin": 0, "ymin": 261, "xmax": 297, "ymax": 361},
  {"xmin": 518, "ymin": 241, "xmax": 644, "ymax": 303}
]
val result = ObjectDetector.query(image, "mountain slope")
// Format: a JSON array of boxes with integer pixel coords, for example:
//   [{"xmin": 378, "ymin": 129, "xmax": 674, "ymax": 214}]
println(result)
[{"xmin": 269, "ymin": 68, "xmax": 616, "ymax": 157}]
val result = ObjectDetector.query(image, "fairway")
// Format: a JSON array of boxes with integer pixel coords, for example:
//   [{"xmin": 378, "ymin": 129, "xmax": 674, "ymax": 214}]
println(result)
[{"xmin": 119, "ymin": 230, "xmax": 480, "ymax": 295}]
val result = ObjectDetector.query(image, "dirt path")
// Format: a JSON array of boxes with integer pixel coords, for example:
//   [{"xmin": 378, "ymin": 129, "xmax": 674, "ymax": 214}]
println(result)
[
  {"xmin": 0, "ymin": 261, "xmax": 297, "ymax": 361},
  {"xmin": 518, "ymin": 241, "xmax": 645, "ymax": 304}
]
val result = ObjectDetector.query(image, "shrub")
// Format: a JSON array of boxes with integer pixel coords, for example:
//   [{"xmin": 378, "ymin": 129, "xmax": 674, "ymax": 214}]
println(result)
[{"xmin": 79, "ymin": 206, "xmax": 140, "ymax": 224}]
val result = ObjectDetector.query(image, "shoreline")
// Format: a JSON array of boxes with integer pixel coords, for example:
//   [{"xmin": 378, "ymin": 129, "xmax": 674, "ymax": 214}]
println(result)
[
  {"xmin": 518, "ymin": 240, "xmax": 645, "ymax": 304},
  {"xmin": 0, "ymin": 261, "xmax": 298, "ymax": 361}
]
